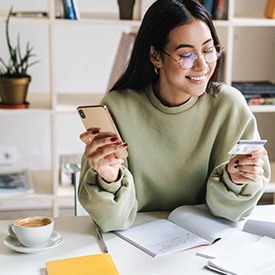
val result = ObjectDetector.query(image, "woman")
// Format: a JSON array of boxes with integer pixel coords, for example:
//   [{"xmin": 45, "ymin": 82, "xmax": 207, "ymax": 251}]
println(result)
[{"xmin": 78, "ymin": 0, "xmax": 270, "ymax": 232}]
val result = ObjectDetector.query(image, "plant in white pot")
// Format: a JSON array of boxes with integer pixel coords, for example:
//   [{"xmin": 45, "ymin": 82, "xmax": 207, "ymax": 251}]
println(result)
[{"xmin": 0, "ymin": 7, "xmax": 39, "ymax": 109}]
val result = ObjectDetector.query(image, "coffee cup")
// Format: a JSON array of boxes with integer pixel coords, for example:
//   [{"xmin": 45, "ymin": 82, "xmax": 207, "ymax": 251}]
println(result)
[{"xmin": 8, "ymin": 216, "xmax": 54, "ymax": 248}]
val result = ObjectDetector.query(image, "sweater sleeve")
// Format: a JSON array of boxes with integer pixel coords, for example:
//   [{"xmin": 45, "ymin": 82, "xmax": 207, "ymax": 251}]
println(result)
[
  {"xmin": 78, "ymin": 156, "xmax": 138, "ymax": 232},
  {"xmin": 206, "ymin": 153, "xmax": 271, "ymax": 222},
  {"xmin": 206, "ymin": 85, "xmax": 271, "ymax": 222}
]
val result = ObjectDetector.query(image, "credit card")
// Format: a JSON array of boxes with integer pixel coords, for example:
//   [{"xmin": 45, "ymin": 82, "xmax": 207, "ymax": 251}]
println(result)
[{"xmin": 228, "ymin": 140, "xmax": 267, "ymax": 155}]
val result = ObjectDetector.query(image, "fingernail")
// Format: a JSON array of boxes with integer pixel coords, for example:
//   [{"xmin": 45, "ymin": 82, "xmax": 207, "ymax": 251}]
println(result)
[
  {"xmin": 235, "ymin": 160, "xmax": 239, "ymax": 164},
  {"xmin": 92, "ymin": 129, "xmax": 100, "ymax": 135},
  {"xmin": 110, "ymin": 137, "xmax": 118, "ymax": 142},
  {"xmin": 245, "ymin": 154, "xmax": 252, "ymax": 157}
]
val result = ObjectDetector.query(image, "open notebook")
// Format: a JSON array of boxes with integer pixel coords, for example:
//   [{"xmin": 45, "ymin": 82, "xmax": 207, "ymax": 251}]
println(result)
[{"xmin": 114, "ymin": 205, "xmax": 243, "ymax": 257}]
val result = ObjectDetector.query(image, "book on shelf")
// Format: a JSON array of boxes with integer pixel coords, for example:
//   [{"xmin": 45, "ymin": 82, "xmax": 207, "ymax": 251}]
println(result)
[
  {"xmin": 71, "ymin": 0, "xmax": 80, "ymax": 19},
  {"xmin": 198, "ymin": 0, "xmax": 228, "ymax": 20},
  {"xmin": 244, "ymin": 95, "xmax": 275, "ymax": 106},
  {"xmin": 55, "ymin": 0, "xmax": 65, "ymax": 18},
  {"xmin": 62, "ymin": 0, "xmax": 79, "ymax": 20},
  {"xmin": 114, "ymin": 205, "xmax": 244, "ymax": 257},
  {"xmin": 46, "ymin": 253, "xmax": 119, "ymax": 275},
  {"xmin": 216, "ymin": 0, "xmax": 228, "ymax": 20},
  {"xmin": 0, "ymin": 168, "xmax": 34, "ymax": 196},
  {"xmin": 107, "ymin": 32, "xmax": 136, "ymax": 91}
]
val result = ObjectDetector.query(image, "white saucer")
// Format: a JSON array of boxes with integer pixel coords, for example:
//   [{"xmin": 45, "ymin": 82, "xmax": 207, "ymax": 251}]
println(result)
[{"xmin": 3, "ymin": 231, "xmax": 63, "ymax": 253}]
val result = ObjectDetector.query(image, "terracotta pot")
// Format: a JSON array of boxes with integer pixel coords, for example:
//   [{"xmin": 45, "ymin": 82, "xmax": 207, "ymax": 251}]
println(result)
[
  {"xmin": 265, "ymin": 0, "xmax": 275, "ymax": 18},
  {"xmin": 117, "ymin": 0, "xmax": 135, "ymax": 20},
  {"xmin": 0, "ymin": 76, "xmax": 31, "ymax": 106}
]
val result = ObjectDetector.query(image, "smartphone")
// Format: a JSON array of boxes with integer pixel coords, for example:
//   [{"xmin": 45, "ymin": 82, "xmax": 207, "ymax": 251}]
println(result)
[
  {"xmin": 76, "ymin": 104, "xmax": 128, "ymax": 159},
  {"xmin": 228, "ymin": 140, "xmax": 267, "ymax": 155}
]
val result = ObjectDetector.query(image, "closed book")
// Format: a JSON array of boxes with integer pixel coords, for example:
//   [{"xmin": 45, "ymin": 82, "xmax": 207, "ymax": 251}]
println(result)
[{"xmin": 46, "ymin": 254, "xmax": 119, "ymax": 275}]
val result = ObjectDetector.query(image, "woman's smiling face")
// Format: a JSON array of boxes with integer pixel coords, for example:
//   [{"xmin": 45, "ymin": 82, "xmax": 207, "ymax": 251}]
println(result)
[{"xmin": 156, "ymin": 19, "xmax": 217, "ymax": 107}]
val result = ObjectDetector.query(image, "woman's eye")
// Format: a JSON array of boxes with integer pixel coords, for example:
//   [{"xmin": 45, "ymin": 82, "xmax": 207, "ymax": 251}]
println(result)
[
  {"xmin": 205, "ymin": 47, "xmax": 215, "ymax": 54},
  {"xmin": 182, "ymin": 52, "xmax": 193, "ymax": 59}
]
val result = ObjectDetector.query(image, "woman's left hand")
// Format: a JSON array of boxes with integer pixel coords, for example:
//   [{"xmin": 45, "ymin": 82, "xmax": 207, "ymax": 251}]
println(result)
[{"xmin": 227, "ymin": 148, "xmax": 267, "ymax": 184}]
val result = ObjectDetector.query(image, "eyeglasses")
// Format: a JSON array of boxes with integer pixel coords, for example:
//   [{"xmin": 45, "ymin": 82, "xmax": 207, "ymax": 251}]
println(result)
[{"xmin": 160, "ymin": 45, "xmax": 223, "ymax": 70}]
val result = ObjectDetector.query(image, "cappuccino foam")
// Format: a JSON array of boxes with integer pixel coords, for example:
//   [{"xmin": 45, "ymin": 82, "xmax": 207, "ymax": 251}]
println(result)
[{"xmin": 16, "ymin": 217, "xmax": 51, "ymax": 228}]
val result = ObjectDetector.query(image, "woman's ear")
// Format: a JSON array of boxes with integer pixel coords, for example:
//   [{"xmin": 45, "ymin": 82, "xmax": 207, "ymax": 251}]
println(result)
[{"xmin": 150, "ymin": 46, "xmax": 162, "ymax": 68}]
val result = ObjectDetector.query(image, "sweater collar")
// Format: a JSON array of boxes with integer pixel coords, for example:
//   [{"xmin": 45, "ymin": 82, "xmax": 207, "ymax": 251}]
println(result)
[{"xmin": 145, "ymin": 84, "xmax": 199, "ymax": 114}]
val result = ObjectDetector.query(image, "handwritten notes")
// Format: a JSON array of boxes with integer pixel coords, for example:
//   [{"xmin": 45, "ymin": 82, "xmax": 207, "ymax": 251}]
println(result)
[{"xmin": 115, "ymin": 219, "xmax": 209, "ymax": 257}]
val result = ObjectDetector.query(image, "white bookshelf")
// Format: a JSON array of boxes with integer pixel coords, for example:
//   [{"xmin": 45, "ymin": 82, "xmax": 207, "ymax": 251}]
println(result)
[{"xmin": 0, "ymin": 0, "xmax": 274, "ymax": 216}]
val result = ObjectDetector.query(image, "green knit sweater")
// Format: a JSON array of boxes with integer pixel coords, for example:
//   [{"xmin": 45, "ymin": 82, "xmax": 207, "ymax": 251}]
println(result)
[{"xmin": 78, "ymin": 84, "xmax": 270, "ymax": 232}]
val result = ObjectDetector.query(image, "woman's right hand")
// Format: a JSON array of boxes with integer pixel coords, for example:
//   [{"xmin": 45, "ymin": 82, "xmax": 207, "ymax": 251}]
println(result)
[{"xmin": 79, "ymin": 128, "xmax": 127, "ymax": 183}]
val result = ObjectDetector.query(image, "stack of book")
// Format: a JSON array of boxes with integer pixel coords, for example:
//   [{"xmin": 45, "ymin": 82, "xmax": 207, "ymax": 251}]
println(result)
[{"xmin": 232, "ymin": 81, "xmax": 275, "ymax": 105}]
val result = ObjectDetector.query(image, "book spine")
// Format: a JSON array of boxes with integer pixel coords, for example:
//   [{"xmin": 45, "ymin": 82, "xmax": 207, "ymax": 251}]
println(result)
[
  {"xmin": 203, "ymin": 0, "xmax": 222, "ymax": 19},
  {"xmin": 63, "ymin": 0, "xmax": 76, "ymax": 20},
  {"xmin": 217, "ymin": 0, "xmax": 228, "ymax": 20},
  {"xmin": 71, "ymin": 0, "xmax": 80, "ymax": 20},
  {"xmin": 211, "ymin": 0, "xmax": 219, "ymax": 19},
  {"xmin": 203, "ymin": 0, "xmax": 214, "ymax": 15}
]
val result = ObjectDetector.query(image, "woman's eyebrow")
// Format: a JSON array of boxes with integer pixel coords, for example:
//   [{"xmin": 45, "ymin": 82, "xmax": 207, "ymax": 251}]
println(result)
[{"xmin": 174, "ymin": 38, "xmax": 213, "ymax": 51}]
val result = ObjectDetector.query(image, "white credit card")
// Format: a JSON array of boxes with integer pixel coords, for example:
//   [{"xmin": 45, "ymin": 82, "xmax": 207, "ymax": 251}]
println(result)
[{"xmin": 228, "ymin": 140, "xmax": 267, "ymax": 155}]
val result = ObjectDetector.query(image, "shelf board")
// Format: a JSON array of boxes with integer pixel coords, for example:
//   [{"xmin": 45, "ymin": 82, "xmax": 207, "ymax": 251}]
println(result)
[
  {"xmin": 233, "ymin": 18, "xmax": 275, "ymax": 27},
  {"xmin": 53, "ymin": 17, "xmax": 141, "ymax": 28},
  {"xmin": 265, "ymin": 182, "xmax": 275, "ymax": 193},
  {"xmin": 0, "ymin": 169, "xmax": 53, "ymax": 195},
  {"xmin": 214, "ymin": 20, "xmax": 230, "ymax": 27},
  {"xmin": 249, "ymin": 105, "xmax": 275, "ymax": 113},
  {"xmin": 0, "ymin": 193, "xmax": 54, "ymax": 210},
  {"xmin": 0, "ymin": 93, "xmax": 52, "ymax": 114}
]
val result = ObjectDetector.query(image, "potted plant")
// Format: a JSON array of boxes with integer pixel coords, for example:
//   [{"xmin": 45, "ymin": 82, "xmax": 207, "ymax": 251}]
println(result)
[{"xmin": 0, "ymin": 7, "xmax": 39, "ymax": 109}]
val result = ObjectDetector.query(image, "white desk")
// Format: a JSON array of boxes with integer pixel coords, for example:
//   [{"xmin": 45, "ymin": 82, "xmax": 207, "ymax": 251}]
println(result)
[{"xmin": 0, "ymin": 205, "xmax": 274, "ymax": 275}]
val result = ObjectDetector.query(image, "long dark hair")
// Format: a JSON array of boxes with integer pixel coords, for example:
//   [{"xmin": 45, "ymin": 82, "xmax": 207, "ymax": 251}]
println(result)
[{"xmin": 110, "ymin": 0, "xmax": 223, "ymax": 95}]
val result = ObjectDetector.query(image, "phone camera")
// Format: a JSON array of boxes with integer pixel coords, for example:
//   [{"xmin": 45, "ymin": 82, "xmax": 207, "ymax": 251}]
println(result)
[{"xmin": 78, "ymin": 109, "xmax": 86, "ymax": 119}]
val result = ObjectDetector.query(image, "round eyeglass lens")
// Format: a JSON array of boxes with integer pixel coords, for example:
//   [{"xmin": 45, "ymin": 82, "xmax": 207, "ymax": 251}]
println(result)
[
  {"xmin": 179, "ymin": 53, "xmax": 198, "ymax": 69},
  {"xmin": 179, "ymin": 45, "xmax": 222, "ymax": 69}
]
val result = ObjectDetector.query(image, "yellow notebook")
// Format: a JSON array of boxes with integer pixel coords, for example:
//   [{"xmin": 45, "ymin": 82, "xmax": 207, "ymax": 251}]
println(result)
[{"xmin": 46, "ymin": 254, "xmax": 119, "ymax": 275}]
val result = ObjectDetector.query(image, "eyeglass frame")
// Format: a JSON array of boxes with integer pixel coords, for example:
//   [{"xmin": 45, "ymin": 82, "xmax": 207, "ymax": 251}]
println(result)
[{"xmin": 158, "ymin": 45, "xmax": 224, "ymax": 70}]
